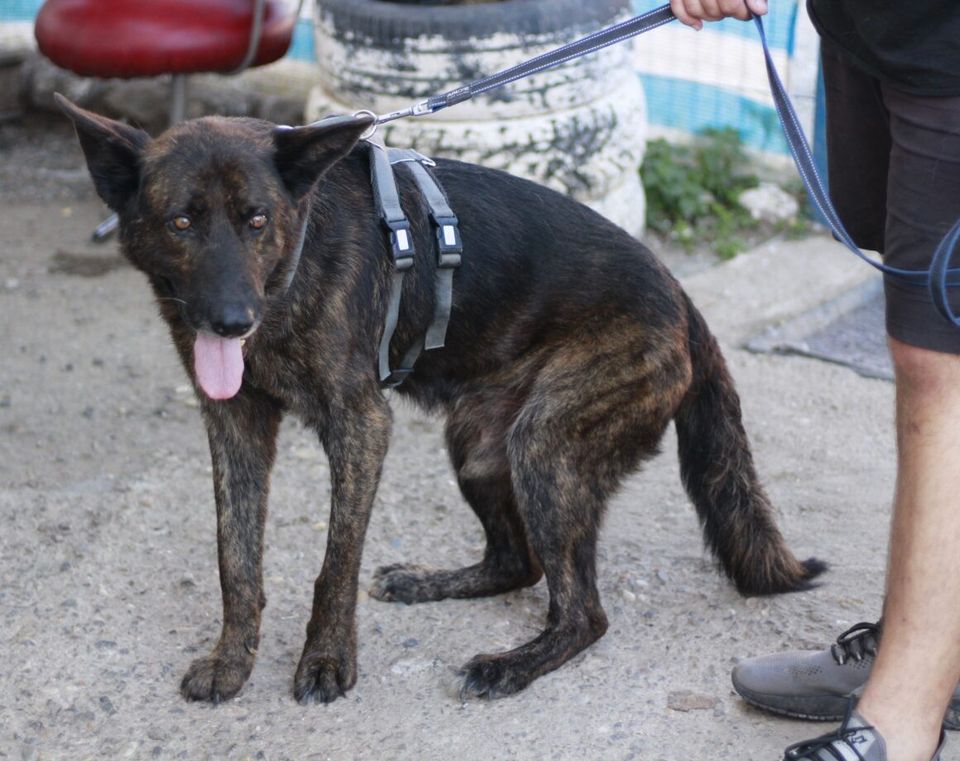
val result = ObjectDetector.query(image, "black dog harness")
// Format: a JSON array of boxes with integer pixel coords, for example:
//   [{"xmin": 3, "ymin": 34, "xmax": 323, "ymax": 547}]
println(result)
[{"xmin": 366, "ymin": 140, "xmax": 463, "ymax": 387}]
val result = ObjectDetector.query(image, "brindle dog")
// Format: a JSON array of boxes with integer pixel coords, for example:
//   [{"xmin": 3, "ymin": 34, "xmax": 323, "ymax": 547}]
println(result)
[{"xmin": 58, "ymin": 94, "xmax": 824, "ymax": 705}]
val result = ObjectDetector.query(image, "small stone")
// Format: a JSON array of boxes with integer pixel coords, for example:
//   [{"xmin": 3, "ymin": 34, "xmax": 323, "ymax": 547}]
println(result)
[
  {"xmin": 99, "ymin": 695, "xmax": 117, "ymax": 715},
  {"xmin": 621, "ymin": 588, "xmax": 636, "ymax": 603},
  {"xmin": 389, "ymin": 657, "xmax": 433, "ymax": 677},
  {"xmin": 293, "ymin": 446, "xmax": 315, "ymax": 460},
  {"xmin": 4, "ymin": 277, "xmax": 20, "ymax": 290},
  {"xmin": 738, "ymin": 182, "xmax": 799, "ymax": 223},
  {"xmin": 667, "ymin": 690, "xmax": 719, "ymax": 712}
]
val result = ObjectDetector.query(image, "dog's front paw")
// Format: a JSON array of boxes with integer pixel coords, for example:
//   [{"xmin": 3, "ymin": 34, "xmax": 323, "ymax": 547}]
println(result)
[
  {"xmin": 180, "ymin": 652, "xmax": 253, "ymax": 703},
  {"xmin": 294, "ymin": 650, "xmax": 356, "ymax": 705},
  {"xmin": 369, "ymin": 563, "xmax": 436, "ymax": 604},
  {"xmin": 458, "ymin": 654, "xmax": 532, "ymax": 701}
]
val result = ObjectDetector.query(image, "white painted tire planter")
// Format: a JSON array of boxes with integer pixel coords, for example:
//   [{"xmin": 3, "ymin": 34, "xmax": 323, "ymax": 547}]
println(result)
[{"xmin": 305, "ymin": 0, "xmax": 647, "ymax": 235}]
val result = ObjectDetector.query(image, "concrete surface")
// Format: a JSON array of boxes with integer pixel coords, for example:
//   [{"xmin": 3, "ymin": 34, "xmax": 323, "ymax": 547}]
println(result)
[
  {"xmin": 748, "ymin": 280, "xmax": 891, "ymax": 382},
  {"xmin": 0, "ymin": 125, "xmax": 943, "ymax": 760}
]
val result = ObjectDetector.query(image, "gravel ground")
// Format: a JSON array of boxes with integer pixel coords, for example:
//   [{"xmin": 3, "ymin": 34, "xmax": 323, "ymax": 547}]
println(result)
[{"xmin": 1, "ymin": 113, "xmax": 944, "ymax": 760}]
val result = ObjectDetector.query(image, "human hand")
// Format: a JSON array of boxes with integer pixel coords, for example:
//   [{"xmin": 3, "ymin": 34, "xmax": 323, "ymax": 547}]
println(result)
[{"xmin": 669, "ymin": 0, "xmax": 768, "ymax": 30}]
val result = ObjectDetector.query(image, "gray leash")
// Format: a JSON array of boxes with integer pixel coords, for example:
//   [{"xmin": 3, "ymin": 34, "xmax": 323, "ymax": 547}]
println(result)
[
  {"xmin": 366, "ymin": 4, "xmax": 960, "ymax": 326},
  {"xmin": 287, "ymin": 2, "xmax": 960, "ymax": 388},
  {"xmin": 374, "ymin": 4, "xmax": 676, "ymax": 126}
]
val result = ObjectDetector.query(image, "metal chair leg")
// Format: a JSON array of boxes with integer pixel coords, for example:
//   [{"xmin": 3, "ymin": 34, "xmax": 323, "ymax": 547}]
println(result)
[
  {"xmin": 85, "ymin": 0, "xmax": 270, "ymax": 242},
  {"xmin": 170, "ymin": 74, "xmax": 188, "ymax": 124}
]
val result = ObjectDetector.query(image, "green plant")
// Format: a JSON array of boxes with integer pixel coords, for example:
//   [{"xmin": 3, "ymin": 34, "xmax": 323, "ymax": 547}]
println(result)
[
  {"xmin": 777, "ymin": 175, "xmax": 814, "ymax": 240},
  {"xmin": 641, "ymin": 127, "xmax": 760, "ymax": 259}
]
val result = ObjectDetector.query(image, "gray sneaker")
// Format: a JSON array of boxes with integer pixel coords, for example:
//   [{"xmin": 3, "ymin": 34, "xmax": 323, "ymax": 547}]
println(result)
[
  {"xmin": 783, "ymin": 706, "xmax": 946, "ymax": 760},
  {"xmin": 732, "ymin": 621, "xmax": 960, "ymax": 730}
]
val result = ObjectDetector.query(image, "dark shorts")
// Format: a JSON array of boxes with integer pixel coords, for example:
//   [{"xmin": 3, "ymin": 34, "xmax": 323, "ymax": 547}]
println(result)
[{"xmin": 821, "ymin": 41, "xmax": 960, "ymax": 354}]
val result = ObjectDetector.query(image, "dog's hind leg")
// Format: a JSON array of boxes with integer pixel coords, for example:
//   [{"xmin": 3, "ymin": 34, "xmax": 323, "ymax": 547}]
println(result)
[
  {"xmin": 369, "ymin": 389, "xmax": 543, "ymax": 604},
  {"xmin": 180, "ymin": 389, "xmax": 281, "ymax": 703},
  {"xmin": 458, "ymin": 327, "xmax": 690, "ymax": 699}
]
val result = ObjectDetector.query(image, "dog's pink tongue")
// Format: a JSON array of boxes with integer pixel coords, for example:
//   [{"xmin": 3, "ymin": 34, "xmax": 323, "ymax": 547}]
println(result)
[{"xmin": 193, "ymin": 333, "xmax": 244, "ymax": 400}]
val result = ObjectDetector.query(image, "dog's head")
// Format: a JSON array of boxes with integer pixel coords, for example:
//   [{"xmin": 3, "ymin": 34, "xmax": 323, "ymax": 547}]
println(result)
[{"xmin": 57, "ymin": 95, "xmax": 373, "ymax": 399}]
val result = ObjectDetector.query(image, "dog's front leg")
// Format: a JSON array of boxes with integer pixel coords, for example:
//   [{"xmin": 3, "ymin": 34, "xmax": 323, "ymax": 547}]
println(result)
[
  {"xmin": 294, "ymin": 392, "xmax": 391, "ymax": 704},
  {"xmin": 181, "ymin": 390, "xmax": 281, "ymax": 703}
]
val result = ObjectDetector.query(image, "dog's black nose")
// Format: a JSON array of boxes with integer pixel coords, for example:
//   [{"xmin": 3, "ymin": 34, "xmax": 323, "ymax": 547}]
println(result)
[{"xmin": 210, "ymin": 305, "xmax": 257, "ymax": 337}]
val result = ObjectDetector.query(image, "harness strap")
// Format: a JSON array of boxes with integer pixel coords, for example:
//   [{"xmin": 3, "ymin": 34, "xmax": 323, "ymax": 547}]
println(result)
[
  {"xmin": 369, "ymin": 142, "xmax": 463, "ymax": 387},
  {"xmin": 369, "ymin": 140, "xmax": 415, "ymax": 385},
  {"xmin": 388, "ymin": 148, "xmax": 463, "ymax": 351}
]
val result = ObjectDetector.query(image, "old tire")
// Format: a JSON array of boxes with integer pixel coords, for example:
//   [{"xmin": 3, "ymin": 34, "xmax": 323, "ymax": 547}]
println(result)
[{"xmin": 306, "ymin": 0, "xmax": 647, "ymax": 235}]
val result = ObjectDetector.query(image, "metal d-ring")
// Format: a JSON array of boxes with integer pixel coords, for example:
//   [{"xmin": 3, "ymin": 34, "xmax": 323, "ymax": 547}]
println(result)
[{"xmin": 354, "ymin": 109, "xmax": 379, "ymax": 140}]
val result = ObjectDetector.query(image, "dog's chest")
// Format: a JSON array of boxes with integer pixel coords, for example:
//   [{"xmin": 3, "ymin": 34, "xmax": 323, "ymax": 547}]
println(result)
[{"xmin": 242, "ymin": 339, "xmax": 339, "ymax": 414}]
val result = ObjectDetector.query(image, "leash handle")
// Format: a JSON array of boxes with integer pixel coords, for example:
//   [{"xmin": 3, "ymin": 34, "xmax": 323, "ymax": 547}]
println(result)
[
  {"xmin": 754, "ymin": 16, "xmax": 931, "ymax": 286},
  {"xmin": 930, "ymin": 217, "xmax": 960, "ymax": 325},
  {"xmin": 754, "ymin": 13, "xmax": 960, "ymax": 321}
]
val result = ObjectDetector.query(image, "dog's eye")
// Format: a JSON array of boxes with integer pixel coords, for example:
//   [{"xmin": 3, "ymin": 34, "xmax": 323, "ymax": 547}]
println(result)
[
  {"xmin": 249, "ymin": 213, "xmax": 268, "ymax": 231},
  {"xmin": 171, "ymin": 215, "xmax": 192, "ymax": 232}
]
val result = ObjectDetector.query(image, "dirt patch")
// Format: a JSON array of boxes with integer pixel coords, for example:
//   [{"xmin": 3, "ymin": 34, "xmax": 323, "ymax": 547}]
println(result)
[
  {"xmin": 49, "ymin": 250, "xmax": 128, "ymax": 278},
  {"xmin": 0, "ymin": 111, "xmax": 96, "ymax": 205}
]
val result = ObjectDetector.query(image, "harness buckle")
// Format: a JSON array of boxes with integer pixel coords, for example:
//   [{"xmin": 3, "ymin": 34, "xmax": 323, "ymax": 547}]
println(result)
[
  {"xmin": 388, "ymin": 220, "xmax": 415, "ymax": 271},
  {"xmin": 382, "ymin": 366, "xmax": 415, "ymax": 388},
  {"xmin": 388, "ymin": 149, "xmax": 436, "ymax": 168},
  {"xmin": 434, "ymin": 215, "xmax": 462, "ymax": 269}
]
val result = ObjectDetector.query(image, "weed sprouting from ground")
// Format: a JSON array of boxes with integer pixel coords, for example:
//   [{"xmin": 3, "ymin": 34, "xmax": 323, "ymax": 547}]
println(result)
[{"xmin": 642, "ymin": 128, "xmax": 801, "ymax": 260}]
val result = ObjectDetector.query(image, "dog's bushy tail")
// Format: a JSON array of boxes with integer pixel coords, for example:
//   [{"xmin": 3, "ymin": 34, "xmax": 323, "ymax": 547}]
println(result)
[{"xmin": 674, "ymin": 295, "xmax": 826, "ymax": 595}]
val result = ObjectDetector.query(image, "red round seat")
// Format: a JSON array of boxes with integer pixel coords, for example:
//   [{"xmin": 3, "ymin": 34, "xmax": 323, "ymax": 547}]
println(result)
[{"xmin": 35, "ymin": 0, "xmax": 295, "ymax": 78}]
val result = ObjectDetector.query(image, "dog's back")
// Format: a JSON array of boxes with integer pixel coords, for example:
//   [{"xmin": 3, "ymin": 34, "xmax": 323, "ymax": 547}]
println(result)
[{"xmin": 346, "ymin": 152, "xmax": 687, "ymax": 397}]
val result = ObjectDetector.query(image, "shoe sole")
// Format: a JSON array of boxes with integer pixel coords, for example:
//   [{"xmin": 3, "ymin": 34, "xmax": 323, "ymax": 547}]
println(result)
[{"xmin": 732, "ymin": 674, "xmax": 960, "ymax": 731}]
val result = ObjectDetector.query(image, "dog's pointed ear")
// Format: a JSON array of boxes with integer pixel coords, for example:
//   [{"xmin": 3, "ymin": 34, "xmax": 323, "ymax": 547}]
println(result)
[
  {"xmin": 55, "ymin": 93, "xmax": 149, "ymax": 212},
  {"xmin": 273, "ymin": 113, "xmax": 376, "ymax": 200}
]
